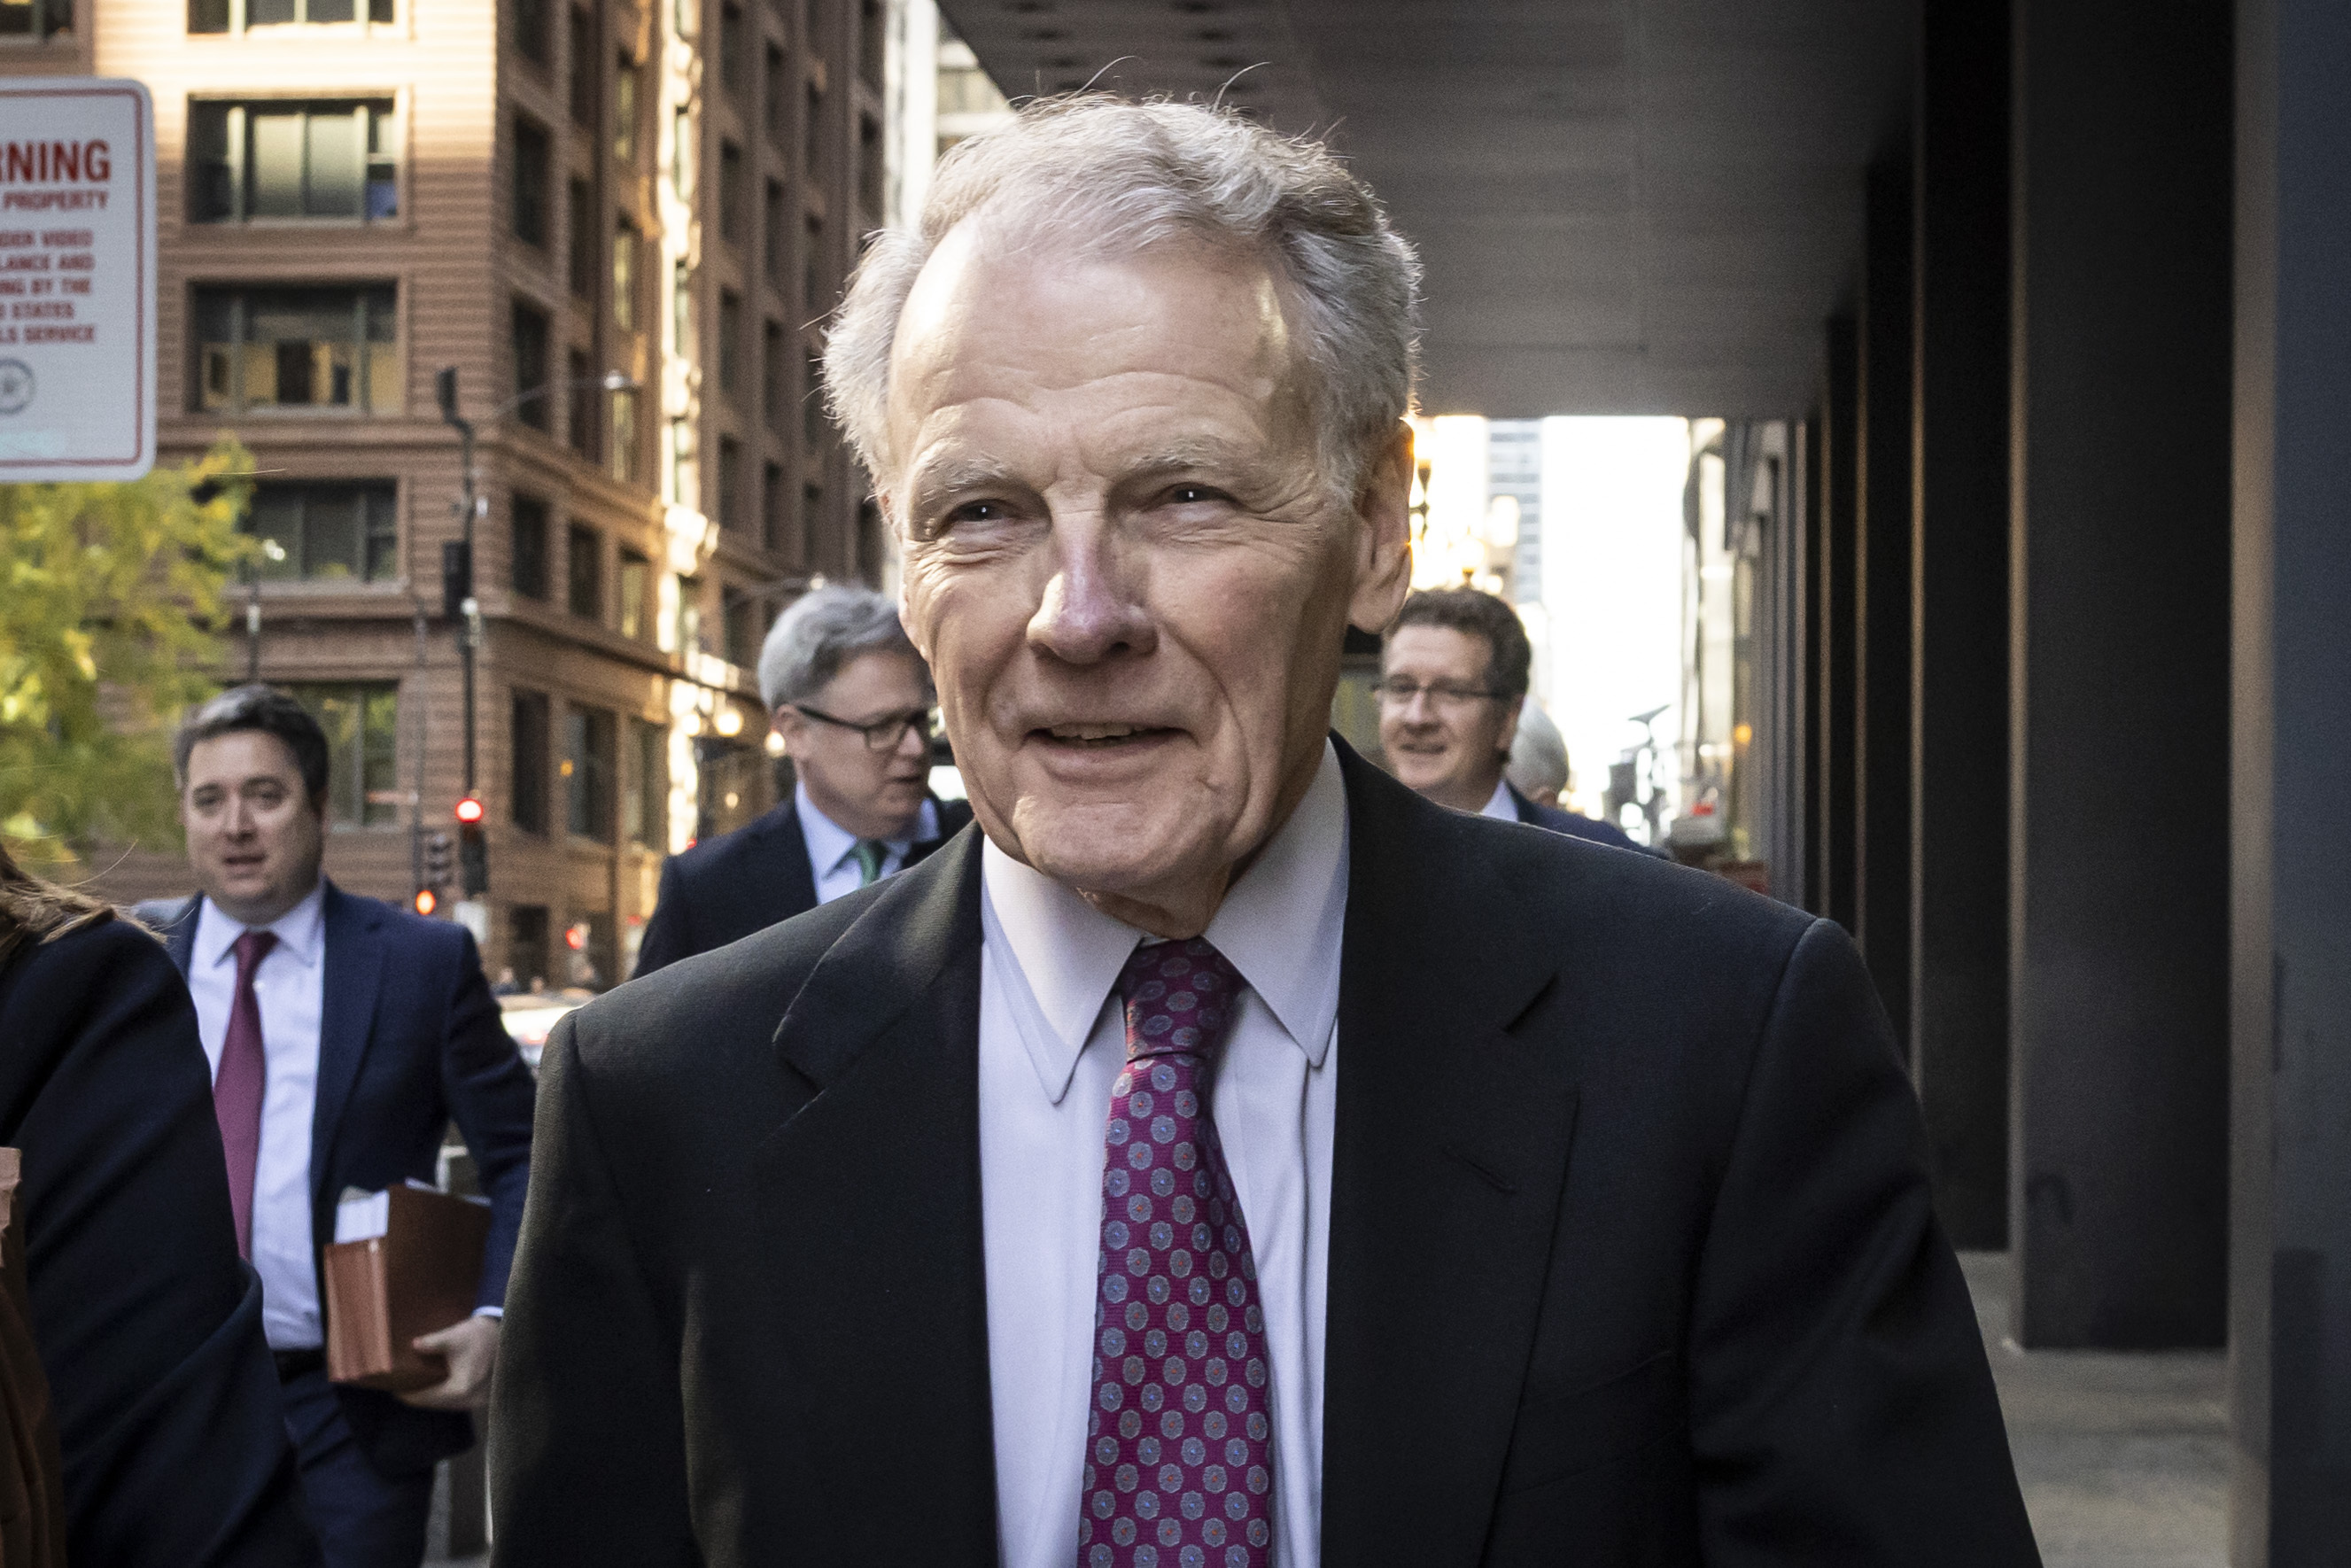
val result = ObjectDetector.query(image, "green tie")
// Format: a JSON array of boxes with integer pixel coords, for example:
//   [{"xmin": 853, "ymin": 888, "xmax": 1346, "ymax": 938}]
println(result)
[{"xmin": 850, "ymin": 840, "xmax": 888, "ymax": 886}]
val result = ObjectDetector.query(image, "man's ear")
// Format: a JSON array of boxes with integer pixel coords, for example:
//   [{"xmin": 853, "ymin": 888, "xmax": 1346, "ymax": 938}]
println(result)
[{"xmin": 1347, "ymin": 421, "xmax": 1415, "ymax": 635}]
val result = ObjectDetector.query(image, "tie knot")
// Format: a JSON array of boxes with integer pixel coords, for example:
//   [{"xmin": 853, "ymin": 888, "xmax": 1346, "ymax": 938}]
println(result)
[
  {"xmin": 1117, "ymin": 937, "xmax": 1245, "ymax": 1066},
  {"xmin": 232, "ymin": 928, "xmax": 277, "ymax": 975}
]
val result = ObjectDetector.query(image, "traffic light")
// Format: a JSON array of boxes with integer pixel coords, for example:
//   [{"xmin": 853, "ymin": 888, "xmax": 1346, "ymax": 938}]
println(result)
[
  {"xmin": 415, "ymin": 829, "xmax": 454, "ymax": 917},
  {"xmin": 455, "ymin": 796, "xmax": 488, "ymax": 896},
  {"xmin": 413, "ymin": 889, "xmax": 438, "ymax": 917}
]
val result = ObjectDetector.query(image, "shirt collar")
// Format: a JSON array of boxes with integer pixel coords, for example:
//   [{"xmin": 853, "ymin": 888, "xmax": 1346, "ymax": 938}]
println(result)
[
  {"xmin": 194, "ymin": 877, "xmax": 327, "ymax": 971},
  {"xmin": 982, "ymin": 738, "xmax": 1350, "ymax": 1103},
  {"xmin": 796, "ymin": 780, "xmax": 939, "ymax": 873},
  {"xmin": 1479, "ymin": 777, "xmax": 1518, "ymax": 821}
]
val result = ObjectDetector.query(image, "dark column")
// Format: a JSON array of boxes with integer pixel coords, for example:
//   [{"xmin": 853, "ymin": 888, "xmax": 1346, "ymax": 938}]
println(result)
[
  {"xmin": 1820, "ymin": 318, "xmax": 1860, "ymax": 933},
  {"xmin": 1801, "ymin": 413, "xmax": 1827, "ymax": 915},
  {"xmin": 1910, "ymin": 0, "xmax": 2012, "ymax": 1250},
  {"xmin": 1856, "ymin": 157, "xmax": 1914, "ymax": 1053},
  {"xmin": 2231, "ymin": 0, "xmax": 2351, "ymax": 1556},
  {"xmin": 2008, "ymin": 0, "xmax": 2231, "ymax": 1348}
]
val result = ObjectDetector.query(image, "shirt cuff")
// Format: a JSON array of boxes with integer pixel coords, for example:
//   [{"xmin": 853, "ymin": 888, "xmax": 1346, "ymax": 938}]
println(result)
[{"xmin": 472, "ymin": 1306, "xmax": 503, "ymax": 1319}]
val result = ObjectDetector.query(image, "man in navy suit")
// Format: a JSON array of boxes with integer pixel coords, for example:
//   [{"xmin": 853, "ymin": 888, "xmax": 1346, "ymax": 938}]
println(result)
[
  {"xmin": 632, "ymin": 586, "xmax": 973, "ymax": 976},
  {"xmin": 1377, "ymin": 587, "xmax": 1652, "ymax": 852},
  {"xmin": 152, "ymin": 685, "xmax": 535, "ymax": 1568}
]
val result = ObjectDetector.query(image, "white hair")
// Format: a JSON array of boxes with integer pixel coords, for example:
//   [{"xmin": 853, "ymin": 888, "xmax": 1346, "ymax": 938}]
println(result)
[
  {"xmin": 1507, "ymin": 696, "xmax": 1571, "ymax": 800},
  {"xmin": 824, "ymin": 95, "xmax": 1422, "ymax": 505},
  {"xmin": 757, "ymin": 585, "xmax": 922, "ymax": 711}
]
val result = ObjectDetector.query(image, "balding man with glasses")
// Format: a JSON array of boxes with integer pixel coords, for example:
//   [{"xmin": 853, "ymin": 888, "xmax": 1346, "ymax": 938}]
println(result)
[{"xmin": 632, "ymin": 586, "xmax": 973, "ymax": 976}]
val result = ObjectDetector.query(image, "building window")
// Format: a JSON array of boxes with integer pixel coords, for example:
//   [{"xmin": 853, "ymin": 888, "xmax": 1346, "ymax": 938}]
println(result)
[
  {"xmin": 608, "ymin": 387, "xmax": 640, "ymax": 485},
  {"xmin": 617, "ymin": 548, "xmax": 648, "ymax": 640},
  {"xmin": 284, "ymin": 682, "xmax": 400, "ymax": 827},
  {"xmin": 803, "ymin": 210, "xmax": 825, "ymax": 313},
  {"xmin": 566, "ymin": 349, "xmax": 599, "ymax": 462},
  {"xmin": 508, "ymin": 904, "xmax": 549, "ymax": 990},
  {"xmin": 719, "ymin": 3, "xmax": 749, "ymax": 98},
  {"xmin": 567, "ymin": 177, "xmax": 596, "ymax": 298},
  {"xmin": 671, "ymin": 260, "xmax": 693, "ymax": 353},
  {"xmin": 762, "ymin": 320, "xmax": 785, "ymax": 433},
  {"xmin": 674, "ymin": 572, "xmax": 702, "ymax": 656},
  {"xmin": 802, "ymin": 481, "xmax": 822, "ymax": 565},
  {"xmin": 568, "ymin": 6, "xmax": 596, "ymax": 126},
  {"xmin": 760, "ymin": 461, "xmax": 783, "ymax": 554},
  {"xmin": 858, "ymin": 0, "xmax": 883, "ymax": 91},
  {"xmin": 513, "ymin": 114, "xmax": 552, "ymax": 247},
  {"xmin": 721, "ymin": 583, "xmax": 760, "ymax": 667},
  {"xmin": 190, "ymin": 0, "xmax": 396, "ymax": 31},
  {"xmin": 671, "ymin": 106, "xmax": 694, "ymax": 199},
  {"xmin": 764, "ymin": 178, "xmax": 786, "ymax": 290},
  {"xmin": 510, "ymin": 0, "xmax": 551, "ymax": 65},
  {"xmin": 764, "ymin": 43, "xmax": 788, "ymax": 151},
  {"xmin": 802, "ymin": 345, "xmax": 825, "ymax": 447},
  {"xmin": 512, "ymin": 493, "xmax": 549, "ymax": 599},
  {"xmin": 512, "ymin": 689, "xmax": 551, "ymax": 834},
  {"xmin": 244, "ymin": 480, "xmax": 398, "ymax": 582},
  {"xmin": 194, "ymin": 284, "xmax": 398, "ymax": 415},
  {"xmin": 718, "ymin": 140, "xmax": 745, "ymax": 245},
  {"xmin": 189, "ymin": 100, "xmax": 398, "ymax": 223},
  {"xmin": 804, "ymin": 82, "xmax": 823, "ymax": 175},
  {"xmin": 566, "ymin": 521, "xmax": 601, "ymax": 620},
  {"xmin": 612, "ymin": 53, "xmax": 639, "ymax": 163},
  {"xmin": 626, "ymin": 717, "xmax": 666, "ymax": 847},
  {"xmin": 511, "ymin": 299, "xmax": 551, "ymax": 430},
  {"xmin": 716, "ymin": 436, "xmax": 742, "ymax": 532},
  {"xmin": 668, "ymin": 416, "xmax": 696, "ymax": 507},
  {"xmin": 2, "ymin": 0, "xmax": 73, "ymax": 37},
  {"xmin": 566, "ymin": 706, "xmax": 617, "ymax": 842},
  {"xmin": 717, "ymin": 290, "xmax": 742, "ymax": 400},
  {"xmin": 857, "ymin": 113, "xmax": 881, "ymax": 219},
  {"xmin": 611, "ymin": 218, "xmax": 638, "ymax": 331}
]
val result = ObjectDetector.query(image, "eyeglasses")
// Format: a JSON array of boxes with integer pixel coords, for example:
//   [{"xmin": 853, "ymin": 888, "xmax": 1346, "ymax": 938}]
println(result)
[
  {"xmin": 1371, "ymin": 678, "xmax": 1507, "ymax": 710},
  {"xmin": 791, "ymin": 703, "xmax": 937, "ymax": 752}
]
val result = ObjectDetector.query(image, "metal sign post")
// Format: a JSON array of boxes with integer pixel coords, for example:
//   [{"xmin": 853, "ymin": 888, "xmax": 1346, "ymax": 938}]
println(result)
[{"xmin": 0, "ymin": 80, "xmax": 156, "ymax": 483}]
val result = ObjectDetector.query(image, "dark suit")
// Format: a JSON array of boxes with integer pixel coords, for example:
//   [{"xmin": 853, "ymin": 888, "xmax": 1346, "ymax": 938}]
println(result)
[
  {"xmin": 632, "ymin": 793, "xmax": 976, "ymax": 976},
  {"xmin": 1507, "ymin": 779, "xmax": 1657, "ymax": 855},
  {"xmin": 156, "ymin": 884, "xmax": 535, "ymax": 1563},
  {"xmin": 492, "ymin": 741, "xmax": 2036, "ymax": 1565},
  {"xmin": 0, "ymin": 913, "xmax": 320, "ymax": 1566}
]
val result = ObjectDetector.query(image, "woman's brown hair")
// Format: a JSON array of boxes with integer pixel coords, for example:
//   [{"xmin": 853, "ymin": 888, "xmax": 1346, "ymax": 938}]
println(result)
[{"xmin": 0, "ymin": 842, "xmax": 111, "ymax": 971}]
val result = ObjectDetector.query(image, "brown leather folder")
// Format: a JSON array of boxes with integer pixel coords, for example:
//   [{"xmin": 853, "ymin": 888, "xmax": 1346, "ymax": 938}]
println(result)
[{"xmin": 322, "ymin": 1184, "xmax": 492, "ymax": 1393}]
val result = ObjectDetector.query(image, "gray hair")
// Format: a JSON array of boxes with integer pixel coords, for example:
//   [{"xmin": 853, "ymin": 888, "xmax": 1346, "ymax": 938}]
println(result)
[
  {"xmin": 825, "ymin": 95, "xmax": 1421, "ymax": 505},
  {"xmin": 1507, "ymin": 697, "xmax": 1570, "ymax": 801},
  {"xmin": 757, "ymin": 586, "xmax": 923, "ymax": 710}
]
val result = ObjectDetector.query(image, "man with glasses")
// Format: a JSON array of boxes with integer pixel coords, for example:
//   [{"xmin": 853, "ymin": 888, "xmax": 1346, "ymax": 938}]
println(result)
[
  {"xmin": 1377, "ymin": 587, "xmax": 1650, "ymax": 852},
  {"xmin": 632, "ymin": 586, "xmax": 973, "ymax": 976}
]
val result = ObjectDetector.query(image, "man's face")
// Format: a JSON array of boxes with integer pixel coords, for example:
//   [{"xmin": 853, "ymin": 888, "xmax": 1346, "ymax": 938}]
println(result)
[
  {"xmin": 181, "ymin": 729, "xmax": 327, "ymax": 926},
  {"xmin": 772, "ymin": 648, "xmax": 935, "ymax": 842},
  {"xmin": 886, "ymin": 227, "xmax": 1410, "ymax": 935},
  {"xmin": 1378, "ymin": 624, "xmax": 1520, "ymax": 811}
]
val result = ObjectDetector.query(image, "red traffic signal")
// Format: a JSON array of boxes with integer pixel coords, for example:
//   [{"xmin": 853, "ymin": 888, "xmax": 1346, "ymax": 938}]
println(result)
[
  {"xmin": 454, "ymin": 795, "xmax": 485, "ymax": 825},
  {"xmin": 414, "ymin": 889, "xmax": 438, "ymax": 916}
]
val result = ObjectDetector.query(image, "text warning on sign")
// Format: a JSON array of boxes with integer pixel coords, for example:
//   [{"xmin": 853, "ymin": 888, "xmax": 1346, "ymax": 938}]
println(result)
[{"xmin": 0, "ymin": 81, "xmax": 156, "ymax": 482}]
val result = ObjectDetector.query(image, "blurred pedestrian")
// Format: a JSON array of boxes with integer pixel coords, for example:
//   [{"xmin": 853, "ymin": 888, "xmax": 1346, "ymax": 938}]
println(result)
[
  {"xmin": 148, "ymin": 685, "xmax": 535, "ymax": 1568},
  {"xmin": 0, "ymin": 842, "xmax": 319, "ymax": 1565},
  {"xmin": 631, "ymin": 586, "xmax": 974, "ymax": 976},
  {"xmin": 491, "ymin": 966, "xmax": 521, "ymax": 997},
  {"xmin": 1378, "ymin": 587, "xmax": 1649, "ymax": 851}
]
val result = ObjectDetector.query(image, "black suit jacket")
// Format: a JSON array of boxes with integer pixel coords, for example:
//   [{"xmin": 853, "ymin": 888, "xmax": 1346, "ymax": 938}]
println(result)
[
  {"xmin": 156, "ymin": 883, "xmax": 537, "ymax": 1476},
  {"xmin": 492, "ymin": 743, "xmax": 2036, "ymax": 1565},
  {"xmin": 632, "ymin": 794, "xmax": 976, "ymax": 977},
  {"xmin": 0, "ymin": 914, "xmax": 319, "ymax": 1566}
]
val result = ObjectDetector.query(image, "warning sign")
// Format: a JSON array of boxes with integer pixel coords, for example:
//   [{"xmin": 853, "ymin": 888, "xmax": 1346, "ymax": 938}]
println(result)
[{"xmin": 0, "ymin": 82, "xmax": 155, "ymax": 482}]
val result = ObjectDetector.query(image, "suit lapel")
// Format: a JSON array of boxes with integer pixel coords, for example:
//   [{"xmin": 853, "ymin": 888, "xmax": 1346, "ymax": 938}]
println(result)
[
  {"xmin": 749, "ymin": 833, "xmax": 998, "ymax": 1563},
  {"xmin": 1323, "ymin": 747, "xmax": 1582, "ymax": 1566},
  {"xmin": 310, "ymin": 882, "xmax": 384, "ymax": 1221}
]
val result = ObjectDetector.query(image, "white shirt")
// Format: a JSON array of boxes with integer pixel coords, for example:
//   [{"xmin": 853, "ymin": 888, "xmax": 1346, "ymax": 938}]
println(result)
[
  {"xmin": 980, "ymin": 740, "xmax": 1348, "ymax": 1568},
  {"xmin": 189, "ymin": 881, "xmax": 326, "ymax": 1352},
  {"xmin": 1479, "ymin": 777, "xmax": 1518, "ymax": 821},
  {"xmin": 796, "ymin": 780, "xmax": 941, "ymax": 905}
]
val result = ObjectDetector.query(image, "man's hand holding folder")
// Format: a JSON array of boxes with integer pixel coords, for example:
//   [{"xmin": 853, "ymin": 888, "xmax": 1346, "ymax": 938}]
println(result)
[{"xmin": 324, "ymin": 1183, "xmax": 499, "ymax": 1409}]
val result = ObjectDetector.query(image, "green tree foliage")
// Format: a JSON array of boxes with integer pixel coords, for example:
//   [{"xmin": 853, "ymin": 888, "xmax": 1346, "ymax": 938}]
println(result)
[{"xmin": 1, "ymin": 444, "xmax": 254, "ymax": 866}]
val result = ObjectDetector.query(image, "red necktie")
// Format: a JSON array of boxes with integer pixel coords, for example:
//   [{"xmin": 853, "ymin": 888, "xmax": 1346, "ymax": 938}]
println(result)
[
  {"xmin": 214, "ymin": 928, "xmax": 276, "ymax": 1261},
  {"xmin": 1080, "ymin": 937, "xmax": 1275, "ymax": 1568}
]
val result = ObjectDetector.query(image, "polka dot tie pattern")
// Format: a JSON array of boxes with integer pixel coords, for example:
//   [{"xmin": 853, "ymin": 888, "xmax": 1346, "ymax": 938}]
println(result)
[{"xmin": 1078, "ymin": 937, "xmax": 1275, "ymax": 1568}]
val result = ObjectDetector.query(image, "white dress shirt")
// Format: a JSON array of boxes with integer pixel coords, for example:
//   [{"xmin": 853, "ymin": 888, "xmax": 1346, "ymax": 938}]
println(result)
[
  {"xmin": 1480, "ymin": 776, "xmax": 1518, "ymax": 821},
  {"xmin": 980, "ymin": 740, "xmax": 1348, "ymax": 1568},
  {"xmin": 189, "ymin": 880, "xmax": 326, "ymax": 1351},
  {"xmin": 796, "ymin": 780, "xmax": 941, "ymax": 905}
]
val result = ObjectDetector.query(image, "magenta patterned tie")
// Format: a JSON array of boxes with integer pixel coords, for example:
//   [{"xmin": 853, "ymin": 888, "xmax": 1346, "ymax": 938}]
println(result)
[
  {"xmin": 214, "ymin": 928, "xmax": 275, "ymax": 1261},
  {"xmin": 1080, "ymin": 937, "xmax": 1274, "ymax": 1568}
]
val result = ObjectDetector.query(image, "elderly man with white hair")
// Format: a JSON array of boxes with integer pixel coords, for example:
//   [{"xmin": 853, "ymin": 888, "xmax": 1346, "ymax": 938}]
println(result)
[
  {"xmin": 493, "ymin": 98, "xmax": 2035, "ymax": 1568},
  {"xmin": 631, "ymin": 584, "xmax": 973, "ymax": 975}
]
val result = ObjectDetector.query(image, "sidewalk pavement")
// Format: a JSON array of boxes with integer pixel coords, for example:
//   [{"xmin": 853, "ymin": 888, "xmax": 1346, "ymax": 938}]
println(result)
[
  {"xmin": 1959, "ymin": 1250, "xmax": 2230, "ymax": 1568},
  {"xmin": 428, "ymin": 1250, "xmax": 2231, "ymax": 1566}
]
